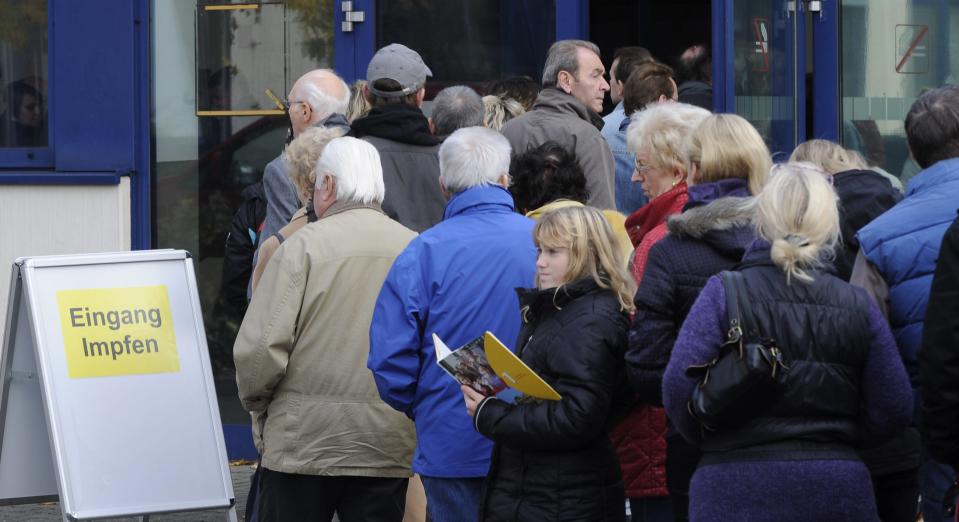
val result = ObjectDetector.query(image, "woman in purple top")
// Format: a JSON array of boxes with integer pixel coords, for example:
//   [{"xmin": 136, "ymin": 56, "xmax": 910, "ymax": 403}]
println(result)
[{"xmin": 662, "ymin": 163, "xmax": 913, "ymax": 521}]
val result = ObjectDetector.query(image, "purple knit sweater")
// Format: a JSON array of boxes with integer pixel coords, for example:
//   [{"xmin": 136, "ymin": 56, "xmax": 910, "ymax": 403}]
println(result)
[{"xmin": 662, "ymin": 275, "xmax": 913, "ymax": 522}]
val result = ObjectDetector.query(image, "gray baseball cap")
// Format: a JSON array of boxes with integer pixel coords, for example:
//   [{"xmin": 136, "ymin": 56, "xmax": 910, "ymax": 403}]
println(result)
[{"xmin": 366, "ymin": 43, "xmax": 433, "ymax": 98}]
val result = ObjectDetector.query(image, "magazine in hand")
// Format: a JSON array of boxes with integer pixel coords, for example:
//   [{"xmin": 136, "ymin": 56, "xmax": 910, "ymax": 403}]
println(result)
[{"xmin": 433, "ymin": 331, "xmax": 562, "ymax": 404}]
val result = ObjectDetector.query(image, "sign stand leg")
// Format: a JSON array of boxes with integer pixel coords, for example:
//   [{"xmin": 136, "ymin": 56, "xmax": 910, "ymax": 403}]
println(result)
[{"xmin": 226, "ymin": 505, "xmax": 238, "ymax": 521}]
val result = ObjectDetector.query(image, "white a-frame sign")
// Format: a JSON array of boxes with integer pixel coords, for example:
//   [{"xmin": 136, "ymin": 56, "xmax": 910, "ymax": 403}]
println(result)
[{"xmin": 0, "ymin": 250, "xmax": 236, "ymax": 521}]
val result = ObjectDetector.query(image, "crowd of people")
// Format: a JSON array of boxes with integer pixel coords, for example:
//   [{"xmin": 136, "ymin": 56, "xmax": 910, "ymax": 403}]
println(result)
[{"xmin": 229, "ymin": 38, "xmax": 959, "ymax": 522}]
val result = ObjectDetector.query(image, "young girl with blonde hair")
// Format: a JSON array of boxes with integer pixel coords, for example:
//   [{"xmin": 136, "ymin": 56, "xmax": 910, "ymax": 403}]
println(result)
[{"xmin": 461, "ymin": 205, "xmax": 635, "ymax": 522}]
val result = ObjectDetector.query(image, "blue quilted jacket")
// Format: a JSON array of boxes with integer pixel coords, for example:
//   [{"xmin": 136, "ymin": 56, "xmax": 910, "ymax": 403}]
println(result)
[{"xmin": 857, "ymin": 157, "xmax": 959, "ymax": 388}]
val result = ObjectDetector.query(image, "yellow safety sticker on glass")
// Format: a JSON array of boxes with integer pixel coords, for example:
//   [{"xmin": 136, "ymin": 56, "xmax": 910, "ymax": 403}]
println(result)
[{"xmin": 57, "ymin": 285, "xmax": 180, "ymax": 378}]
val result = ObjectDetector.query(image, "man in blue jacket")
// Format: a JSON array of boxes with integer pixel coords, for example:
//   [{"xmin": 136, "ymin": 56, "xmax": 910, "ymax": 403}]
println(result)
[
  {"xmin": 368, "ymin": 126, "xmax": 537, "ymax": 522},
  {"xmin": 853, "ymin": 84, "xmax": 959, "ymax": 522}
]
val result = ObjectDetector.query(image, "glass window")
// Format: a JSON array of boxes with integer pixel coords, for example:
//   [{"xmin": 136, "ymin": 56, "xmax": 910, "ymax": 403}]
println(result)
[
  {"xmin": 0, "ymin": 0, "xmax": 48, "ymax": 148},
  {"xmin": 841, "ymin": 0, "xmax": 959, "ymax": 184},
  {"xmin": 152, "ymin": 0, "xmax": 333, "ymax": 425},
  {"xmin": 376, "ymin": 0, "xmax": 555, "ymax": 90}
]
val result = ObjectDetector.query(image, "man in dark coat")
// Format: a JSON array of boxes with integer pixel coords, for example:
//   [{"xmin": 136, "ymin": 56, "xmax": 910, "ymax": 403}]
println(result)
[
  {"xmin": 350, "ymin": 43, "xmax": 445, "ymax": 232},
  {"xmin": 920, "ymin": 213, "xmax": 959, "ymax": 470}
]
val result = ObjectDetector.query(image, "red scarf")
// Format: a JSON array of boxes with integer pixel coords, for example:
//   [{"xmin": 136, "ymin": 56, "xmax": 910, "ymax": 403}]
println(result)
[{"xmin": 624, "ymin": 182, "xmax": 689, "ymax": 247}]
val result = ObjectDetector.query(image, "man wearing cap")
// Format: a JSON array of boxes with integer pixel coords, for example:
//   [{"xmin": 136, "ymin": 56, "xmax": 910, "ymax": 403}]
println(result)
[
  {"xmin": 351, "ymin": 43, "xmax": 445, "ymax": 232},
  {"xmin": 501, "ymin": 39, "xmax": 616, "ymax": 209}
]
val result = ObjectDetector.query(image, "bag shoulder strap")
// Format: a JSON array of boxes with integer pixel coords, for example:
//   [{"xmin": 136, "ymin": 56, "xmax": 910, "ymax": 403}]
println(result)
[{"xmin": 718, "ymin": 271, "xmax": 744, "ymax": 343}]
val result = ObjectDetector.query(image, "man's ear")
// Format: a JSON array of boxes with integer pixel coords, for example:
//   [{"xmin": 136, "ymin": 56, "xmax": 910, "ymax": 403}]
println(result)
[
  {"xmin": 416, "ymin": 88, "xmax": 426, "ymax": 108},
  {"xmin": 438, "ymin": 177, "xmax": 452, "ymax": 200},
  {"xmin": 496, "ymin": 173, "xmax": 510, "ymax": 189},
  {"xmin": 557, "ymin": 70, "xmax": 574, "ymax": 94}
]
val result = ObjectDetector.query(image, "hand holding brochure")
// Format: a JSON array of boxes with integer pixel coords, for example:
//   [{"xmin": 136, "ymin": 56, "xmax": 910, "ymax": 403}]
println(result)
[{"xmin": 433, "ymin": 331, "xmax": 562, "ymax": 404}]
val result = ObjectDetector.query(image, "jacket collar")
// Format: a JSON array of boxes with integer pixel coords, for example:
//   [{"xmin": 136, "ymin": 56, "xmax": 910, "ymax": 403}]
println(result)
[
  {"xmin": 318, "ymin": 200, "xmax": 383, "ymax": 220},
  {"xmin": 517, "ymin": 276, "xmax": 604, "ymax": 322},
  {"xmin": 532, "ymin": 88, "xmax": 605, "ymax": 131},
  {"xmin": 443, "ymin": 185, "xmax": 516, "ymax": 220},
  {"xmin": 905, "ymin": 157, "xmax": 959, "ymax": 197},
  {"xmin": 684, "ymin": 177, "xmax": 751, "ymax": 210},
  {"xmin": 666, "ymin": 193, "xmax": 755, "ymax": 239},
  {"xmin": 525, "ymin": 199, "xmax": 583, "ymax": 220}
]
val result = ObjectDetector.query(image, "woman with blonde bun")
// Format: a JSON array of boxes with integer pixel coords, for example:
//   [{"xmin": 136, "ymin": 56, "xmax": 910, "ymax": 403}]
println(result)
[
  {"xmin": 662, "ymin": 162, "xmax": 912, "ymax": 521},
  {"xmin": 461, "ymin": 205, "xmax": 635, "ymax": 522}
]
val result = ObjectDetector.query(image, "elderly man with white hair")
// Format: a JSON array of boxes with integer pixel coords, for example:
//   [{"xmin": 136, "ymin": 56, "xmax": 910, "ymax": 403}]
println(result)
[
  {"xmin": 369, "ymin": 127, "xmax": 537, "ymax": 522},
  {"xmin": 259, "ymin": 68, "xmax": 351, "ymax": 251},
  {"xmin": 235, "ymin": 136, "xmax": 417, "ymax": 521}
]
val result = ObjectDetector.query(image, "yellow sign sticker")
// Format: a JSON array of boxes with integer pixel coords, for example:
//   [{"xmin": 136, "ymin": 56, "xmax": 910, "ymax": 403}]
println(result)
[{"xmin": 57, "ymin": 286, "xmax": 180, "ymax": 378}]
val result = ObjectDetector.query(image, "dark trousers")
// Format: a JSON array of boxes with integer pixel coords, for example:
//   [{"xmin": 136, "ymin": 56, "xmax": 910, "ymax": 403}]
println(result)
[
  {"xmin": 257, "ymin": 467, "xmax": 408, "ymax": 522},
  {"xmin": 872, "ymin": 467, "xmax": 919, "ymax": 522},
  {"xmin": 665, "ymin": 436, "xmax": 701, "ymax": 522}
]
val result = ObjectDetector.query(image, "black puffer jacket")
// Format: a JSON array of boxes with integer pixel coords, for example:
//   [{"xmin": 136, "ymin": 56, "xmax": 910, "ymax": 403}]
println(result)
[
  {"xmin": 626, "ymin": 179, "xmax": 757, "ymax": 405},
  {"xmin": 475, "ymin": 277, "xmax": 630, "ymax": 522},
  {"xmin": 832, "ymin": 169, "xmax": 903, "ymax": 281}
]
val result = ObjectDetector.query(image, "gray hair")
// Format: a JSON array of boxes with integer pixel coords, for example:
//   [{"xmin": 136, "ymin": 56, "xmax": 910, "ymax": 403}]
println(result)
[
  {"xmin": 439, "ymin": 127, "xmax": 512, "ymax": 193},
  {"xmin": 295, "ymin": 70, "xmax": 350, "ymax": 119},
  {"xmin": 541, "ymin": 40, "xmax": 601, "ymax": 87},
  {"xmin": 316, "ymin": 137, "xmax": 385, "ymax": 204},
  {"xmin": 431, "ymin": 86, "xmax": 484, "ymax": 136}
]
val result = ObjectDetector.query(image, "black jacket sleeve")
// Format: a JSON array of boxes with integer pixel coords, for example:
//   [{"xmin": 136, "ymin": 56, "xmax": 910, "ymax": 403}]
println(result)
[
  {"xmin": 475, "ymin": 312, "xmax": 628, "ymax": 452},
  {"xmin": 625, "ymin": 242, "xmax": 678, "ymax": 406},
  {"xmin": 920, "ymin": 215, "xmax": 959, "ymax": 469}
]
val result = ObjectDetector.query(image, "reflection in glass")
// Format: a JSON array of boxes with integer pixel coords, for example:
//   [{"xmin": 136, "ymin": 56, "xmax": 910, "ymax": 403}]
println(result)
[
  {"xmin": 154, "ymin": 0, "xmax": 333, "ymax": 424},
  {"xmin": 377, "ymin": 0, "xmax": 555, "ymax": 86},
  {"xmin": 732, "ymin": 0, "xmax": 797, "ymax": 157},
  {"xmin": 840, "ymin": 0, "xmax": 959, "ymax": 184},
  {"xmin": 0, "ymin": 0, "xmax": 48, "ymax": 148}
]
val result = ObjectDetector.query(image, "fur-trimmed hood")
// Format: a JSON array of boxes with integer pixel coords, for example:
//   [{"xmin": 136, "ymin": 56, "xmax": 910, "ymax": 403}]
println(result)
[{"xmin": 666, "ymin": 195, "xmax": 757, "ymax": 259}]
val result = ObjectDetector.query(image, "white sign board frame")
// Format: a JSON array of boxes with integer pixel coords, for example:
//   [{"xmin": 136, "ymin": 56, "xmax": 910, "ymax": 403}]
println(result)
[{"xmin": 0, "ymin": 250, "xmax": 236, "ymax": 521}]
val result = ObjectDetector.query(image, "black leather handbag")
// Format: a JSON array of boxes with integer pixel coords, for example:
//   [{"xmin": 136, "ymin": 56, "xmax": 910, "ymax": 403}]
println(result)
[{"xmin": 686, "ymin": 270, "xmax": 790, "ymax": 432}]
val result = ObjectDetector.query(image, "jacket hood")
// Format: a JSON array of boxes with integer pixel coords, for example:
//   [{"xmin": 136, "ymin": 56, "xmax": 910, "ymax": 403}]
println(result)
[
  {"xmin": 532, "ymin": 88, "xmax": 605, "ymax": 131},
  {"xmin": 666, "ymin": 195, "xmax": 757, "ymax": 257},
  {"xmin": 350, "ymin": 104, "xmax": 441, "ymax": 146}
]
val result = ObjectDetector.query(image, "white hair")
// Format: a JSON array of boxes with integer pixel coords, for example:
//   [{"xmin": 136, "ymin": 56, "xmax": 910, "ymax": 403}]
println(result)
[
  {"xmin": 439, "ymin": 127, "xmax": 512, "ymax": 193},
  {"xmin": 295, "ymin": 70, "xmax": 350, "ymax": 119},
  {"xmin": 316, "ymin": 137, "xmax": 385, "ymax": 205},
  {"xmin": 626, "ymin": 101, "xmax": 710, "ymax": 173}
]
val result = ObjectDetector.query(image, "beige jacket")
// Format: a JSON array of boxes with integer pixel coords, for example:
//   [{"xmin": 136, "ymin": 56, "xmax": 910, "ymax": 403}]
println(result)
[{"xmin": 234, "ymin": 202, "xmax": 417, "ymax": 477}]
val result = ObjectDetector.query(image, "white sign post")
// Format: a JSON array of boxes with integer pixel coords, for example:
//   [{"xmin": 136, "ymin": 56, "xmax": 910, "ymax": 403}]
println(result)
[{"xmin": 0, "ymin": 250, "xmax": 236, "ymax": 521}]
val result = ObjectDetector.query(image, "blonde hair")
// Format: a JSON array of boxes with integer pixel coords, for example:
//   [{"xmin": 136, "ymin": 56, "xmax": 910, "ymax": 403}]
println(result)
[
  {"xmin": 533, "ymin": 206, "xmax": 636, "ymax": 311},
  {"xmin": 685, "ymin": 113, "xmax": 771, "ymax": 195},
  {"xmin": 347, "ymin": 79, "xmax": 372, "ymax": 122},
  {"xmin": 755, "ymin": 162, "xmax": 840, "ymax": 284},
  {"xmin": 789, "ymin": 139, "xmax": 868, "ymax": 174},
  {"xmin": 626, "ymin": 101, "xmax": 710, "ymax": 174},
  {"xmin": 482, "ymin": 95, "xmax": 525, "ymax": 131},
  {"xmin": 282, "ymin": 126, "xmax": 347, "ymax": 203}
]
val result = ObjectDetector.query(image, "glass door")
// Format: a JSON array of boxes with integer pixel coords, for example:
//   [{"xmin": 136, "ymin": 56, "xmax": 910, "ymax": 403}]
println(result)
[
  {"xmin": 834, "ymin": 0, "xmax": 959, "ymax": 185},
  {"xmin": 715, "ymin": 0, "xmax": 805, "ymax": 159}
]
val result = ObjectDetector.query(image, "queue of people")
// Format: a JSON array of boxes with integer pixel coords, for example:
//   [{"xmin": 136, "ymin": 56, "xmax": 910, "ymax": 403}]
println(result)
[{"xmin": 229, "ymin": 37, "xmax": 959, "ymax": 522}]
